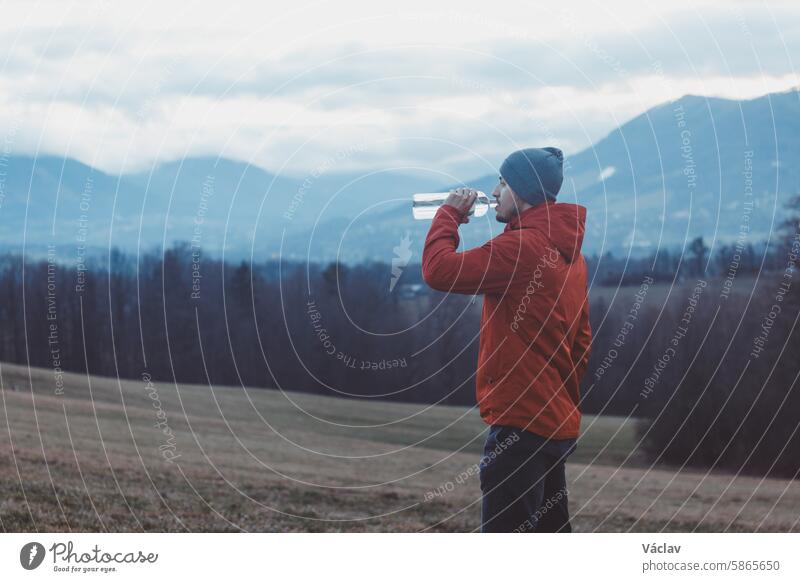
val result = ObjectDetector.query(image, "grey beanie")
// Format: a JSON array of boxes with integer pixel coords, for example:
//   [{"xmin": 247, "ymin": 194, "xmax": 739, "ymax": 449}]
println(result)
[{"xmin": 499, "ymin": 147, "xmax": 564, "ymax": 206}]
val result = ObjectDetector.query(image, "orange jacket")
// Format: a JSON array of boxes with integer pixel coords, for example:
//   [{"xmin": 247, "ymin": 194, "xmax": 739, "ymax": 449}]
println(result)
[{"xmin": 422, "ymin": 202, "xmax": 591, "ymax": 439}]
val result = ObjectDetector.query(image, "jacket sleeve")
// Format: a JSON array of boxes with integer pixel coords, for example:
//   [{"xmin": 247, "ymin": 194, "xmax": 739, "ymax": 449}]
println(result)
[
  {"xmin": 421, "ymin": 204, "xmax": 524, "ymax": 295},
  {"xmin": 571, "ymin": 292, "xmax": 592, "ymax": 383}
]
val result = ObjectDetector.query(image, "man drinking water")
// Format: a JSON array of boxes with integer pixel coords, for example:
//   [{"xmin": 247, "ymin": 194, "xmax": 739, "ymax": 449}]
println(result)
[{"xmin": 421, "ymin": 147, "xmax": 592, "ymax": 533}]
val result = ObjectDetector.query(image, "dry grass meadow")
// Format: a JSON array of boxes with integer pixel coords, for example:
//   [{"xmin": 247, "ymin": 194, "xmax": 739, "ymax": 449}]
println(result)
[{"xmin": 1, "ymin": 361, "xmax": 798, "ymax": 532}]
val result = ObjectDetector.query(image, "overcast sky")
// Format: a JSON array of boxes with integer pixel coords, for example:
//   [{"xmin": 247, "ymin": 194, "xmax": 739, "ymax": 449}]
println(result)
[{"xmin": 1, "ymin": 0, "xmax": 798, "ymax": 179}]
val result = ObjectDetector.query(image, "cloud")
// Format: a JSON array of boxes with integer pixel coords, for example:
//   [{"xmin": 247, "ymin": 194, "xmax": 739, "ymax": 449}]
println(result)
[{"xmin": 0, "ymin": 0, "xmax": 797, "ymax": 177}]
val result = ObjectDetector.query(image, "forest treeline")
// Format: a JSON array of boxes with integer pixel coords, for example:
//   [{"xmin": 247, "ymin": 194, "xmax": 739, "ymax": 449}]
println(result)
[{"xmin": 0, "ymin": 211, "xmax": 798, "ymax": 478}]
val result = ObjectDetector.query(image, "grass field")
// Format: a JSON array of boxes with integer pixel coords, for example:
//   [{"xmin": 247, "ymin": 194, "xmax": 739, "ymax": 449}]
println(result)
[{"xmin": 1, "ymin": 362, "xmax": 797, "ymax": 532}]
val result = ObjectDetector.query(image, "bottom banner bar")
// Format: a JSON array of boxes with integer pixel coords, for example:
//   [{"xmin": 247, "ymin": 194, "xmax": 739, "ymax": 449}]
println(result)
[{"xmin": 1, "ymin": 533, "xmax": 798, "ymax": 581}]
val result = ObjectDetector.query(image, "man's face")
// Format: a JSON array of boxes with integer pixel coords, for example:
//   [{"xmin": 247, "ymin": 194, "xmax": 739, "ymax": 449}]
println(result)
[{"xmin": 492, "ymin": 176, "xmax": 525, "ymax": 223}]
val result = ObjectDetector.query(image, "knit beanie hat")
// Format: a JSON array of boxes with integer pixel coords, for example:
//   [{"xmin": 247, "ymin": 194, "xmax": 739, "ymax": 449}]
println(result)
[{"xmin": 499, "ymin": 147, "xmax": 564, "ymax": 206}]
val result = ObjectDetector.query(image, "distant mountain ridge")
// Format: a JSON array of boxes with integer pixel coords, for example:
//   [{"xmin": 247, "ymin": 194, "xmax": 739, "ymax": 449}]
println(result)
[
  {"xmin": 1, "ymin": 89, "xmax": 798, "ymax": 263},
  {"xmin": 0, "ymin": 153, "xmax": 451, "ymax": 261},
  {"xmin": 296, "ymin": 88, "xmax": 800, "ymax": 263}
]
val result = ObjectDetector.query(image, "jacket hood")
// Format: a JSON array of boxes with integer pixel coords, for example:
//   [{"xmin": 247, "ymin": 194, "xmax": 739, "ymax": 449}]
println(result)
[{"xmin": 506, "ymin": 201, "xmax": 587, "ymax": 263}]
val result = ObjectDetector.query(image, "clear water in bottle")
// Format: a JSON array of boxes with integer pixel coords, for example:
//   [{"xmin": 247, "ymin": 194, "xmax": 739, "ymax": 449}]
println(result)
[{"xmin": 412, "ymin": 191, "xmax": 497, "ymax": 220}]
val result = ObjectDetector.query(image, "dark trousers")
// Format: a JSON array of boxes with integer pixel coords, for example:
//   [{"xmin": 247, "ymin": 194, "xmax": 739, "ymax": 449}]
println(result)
[{"xmin": 479, "ymin": 425, "xmax": 576, "ymax": 533}]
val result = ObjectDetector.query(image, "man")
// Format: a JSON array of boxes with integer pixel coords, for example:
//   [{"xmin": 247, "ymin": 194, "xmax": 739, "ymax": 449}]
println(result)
[{"xmin": 421, "ymin": 147, "xmax": 591, "ymax": 533}]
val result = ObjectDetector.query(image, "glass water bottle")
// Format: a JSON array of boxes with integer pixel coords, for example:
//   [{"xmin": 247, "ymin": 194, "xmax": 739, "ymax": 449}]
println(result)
[{"xmin": 412, "ymin": 191, "xmax": 497, "ymax": 220}]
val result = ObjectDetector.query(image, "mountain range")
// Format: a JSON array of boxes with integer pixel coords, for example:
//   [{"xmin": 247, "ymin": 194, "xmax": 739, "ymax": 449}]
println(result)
[{"xmin": 1, "ymin": 88, "xmax": 798, "ymax": 264}]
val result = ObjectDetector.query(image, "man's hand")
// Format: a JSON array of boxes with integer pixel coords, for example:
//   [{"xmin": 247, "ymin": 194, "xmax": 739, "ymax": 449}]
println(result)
[{"xmin": 444, "ymin": 187, "xmax": 479, "ymax": 224}]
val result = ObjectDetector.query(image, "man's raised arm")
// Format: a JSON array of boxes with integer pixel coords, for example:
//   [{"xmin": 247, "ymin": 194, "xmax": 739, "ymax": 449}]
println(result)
[{"xmin": 421, "ymin": 203, "xmax": 523, "ymax": 296}]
